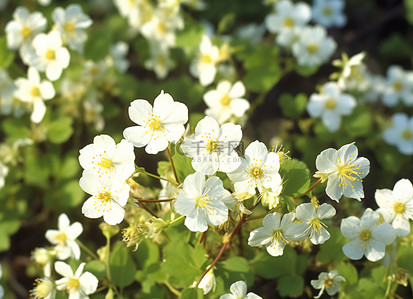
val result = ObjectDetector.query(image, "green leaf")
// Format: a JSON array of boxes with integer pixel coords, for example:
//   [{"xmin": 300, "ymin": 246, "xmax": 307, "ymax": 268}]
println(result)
[
  {"xmin": 169, "ymin": 145, "xmax": 195, "ymax": 183},
  {"xmin": 109, "ymin": 242, "xmax": 137, "ymax": 288},
  {"xmin": 317, "ymin": 226, "xmax": 347, "ymax": 264},
  {"xmin": 59, "ymin": 179, "xmax": 85, "ymax": 207},
  {"xmin": 295, "ymin": 64, "xmax": 319, "ymax": 77},
  {"xmin": 60, "ymin": 155, "xmax": 80, "ymax": 179},
  {"xmin": 161, "ymin": 240, "xmax": 208, "ymax": 288},
  {"xmin": 24, "ymin": 151, "xmax": 50, "ymax": 188},
  {"xmin": 279, "ymin": 93, "xmax": 307, "ymax": 118},
  {"xmin": 336, "ymin": 261, "xmax": 358, "ymax": 285},
  {"xmin": 379, "ymin": 33, "xmax": 413, "ymax": 59},
  {"xmin": 180, "ymin": 287, "xmax": 203, "ymax": 299},
  {"xmin": 344, "ymin": 109, "xmax": 372, "ymax": 137},
  {"xmin": 85, "ymin": 260, "xmax": 106, "ymax": 280},
  {"xmin": 0, "ymin": 37, "xmax": 15, "ymax": 68},
  {"xmin": 135, "ymin": 239, "xmax": 160, "ymax": 270},
  {"xmin": 279, "ymin": 159, "xmax": 311, "ymax": 197},
  {"xmin": 0, "ymin": 213, "xmax": 20, "ymax": 252},
  {"xmin": 47, "ymin": 116, "xmax": 74, "ymax": 144},
  {"xmin": 252, "ymin": 247, "xmax": 297, "ymax": 279},
  {"xmin": 277, "ymin": 275, "xmax": 304, "ymax": 297},
  {"xmin": 2, "ymin": 118, "xmax": 30, "ymax": 139},
  {"xmin": 376, "ymin": 145, "xmax": 405, "ymax": 174},
  {"xmin": 175, "ymin": 21, "xmax": 204, "ymax": 53},
  {"xmin": 215, "ymin": 257, "xmax": 254, "ymax": 290}
]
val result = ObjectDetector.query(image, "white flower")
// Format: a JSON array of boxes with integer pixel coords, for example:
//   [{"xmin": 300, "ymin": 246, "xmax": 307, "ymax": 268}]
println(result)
[
  {"xmin": 140, "ymin": 12, "xmax": 177, "ymax": 47},
  {"xmin": 315, "ymin": 143, "xmax": 370, "ymax": 202},
  {"xmin": 382, "ymin": 65, "xmax": 413, "ymax": 107},
  {"xmin": 79, "ymin": 135, "xmax": 135, "ymax": 181},
  {"xmin": 0, "ymin": 162, "xmax": 8, "ymax": 190},
  {"xmin": 52, "ymin": 4, "xmax": 93, "ymax": 53},
  {"xmin": 237, "ymin": 23, "xmax": 265, "ymax": 45},
  {"xmin": 375, "ymin": 179, "xmax": 413, "ymax": 236},
  {"xmin": 123, "ymin": 90, "xmax": 188, "ymax": 154},
  {"xmin": 5, "ymin": 7, "xmax": 46, "ymax": 50},
  {"xmin": 292, "ymin": 25, "xmax": 336, "ymax": 67},
  {"xmin": 107, "ymin": 42, "xmax": 130, "ymax": 73},
  {"xmin": 335, "ymin": 52, "xmax": 366, "ymax": 90},
  {"xmin": 31, "ymin": 248, "xmax": 55, "ymax": 277},
  {"xmin": 45, "ymin": 213, "xmax": 83, "ymax": 260},
  {"xmin": 0, "ymin": 70, "xmax": 17, "ymax": 116},
  {"xmin": 144, "ymin": 43, "xmax": 174, "ymax": 79},
  {"xmin": 293, "ymin": 203, "xmax": 336, "ymax": 244},
  {"xmin": 31, "ymin": 277, "xmax": 55, "ymax": 299},
  {"xmin": 341, "ymin": 208, "xmax": 396, "ymax": 262},
  {"xmin": 79, "ymin": 170, "xmax": 130, "ymax": 225},
  {"xmin": 228, "ymin": 141, "xmax": 282, "ymax": 197},
  {"xmin": 15, "ymin": 67, "xmax": 55, "ymax": 123},
  {"xmin": 55, "ymin": 261, "xmax": 98, "ymax": 299},
  {"xmin": 219, "ymin": 280, "xmax": 262, "ymax": 299},
  {"xmin": 203, "ymin": 80, "xmax": 250, "ymax": 124},
  {"xmin": 38, "ymin": 0, "xmax": 51, "ymax": 6},
  {"xmin": 248, "ymin": 212, "xmax": 297, "ymax": 256},
  {"xmin": 174, "ymin": 172, "xmax": 232, "ymax": 232},
  {"xmin": 31, "ymin": 31, "xmax": 70, "ymax": 81},
  {"xmin": 265, "ymin": 0, "xmax": 311, "ymax": 47},
  {"xmin": 307, "ymin": 82, "xmax": 356, "ymax": 132},
  {"xmin": 383, "ymin": 113, "xmax": 413, "ymax": 155},
  {"xmin": 190, "ymin": 35, "xmax": 220, "ymax": 86},
  {"xmin": 311, "ymin": 0, "xmax": 346, "ymax": 28},
  {"xmin": 181, "ymin": 116, "xmax": 242, "ymax": 175},
  {"xmin": 311, "ymin": 270, "xmax": 345, "ymax": 299},
  {"xmin": 195, "ymin": 267, "xmax": 216, "ymax": 295}
]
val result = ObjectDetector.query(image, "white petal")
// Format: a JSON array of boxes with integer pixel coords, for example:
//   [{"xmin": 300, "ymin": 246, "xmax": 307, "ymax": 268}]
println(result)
[
  {"xmin": 372, "ymin": 223, "xmax": 396, "ymax": 245},
  {"xmin": 365, "ymin": 240, "xmax": 385, "ymax": 262},
  {"xmin": 342, "ymin": 239, "xmax": 364, "ymax": 260},
  {"xmin": 245, "ymin": 141, "xmax": 268, "ymax": 163},
  {"xmin": 296, "ymin": 203, "xmax": 315, "ymax": 221},
  {"xmin": 79, "ymin": 272, "xmax": 99, "ymax": 294},
  {"xmin": 262, "ymin": 212, "xmax": 282, "ymax": 230},
  {"xmin": 248, "ymin": 227, "xmax": 272, "ymax": 247},
  {"xmin": 81, "ymin": 197, "xmax": 104, "ymax": 219},
  {"xmin": 31, "ymin": 98, "xmax": 46, "ymax": 123},
  {"xmin": 230, "ymin": 281, "xmax": 247, "ymax": 297},
  {"xmin": 340, "ymin": 216, "xmax": 361, "ymax": 239},
  {"xmin": 128, "ymin": 99, "xmax": 152, "ymax": 126},
  {"xmin": 182, "ymin": 172, "xmax": 204, "ymax": 197},
  {"xmin": 317, "ymin": 203, "xmax": 336, "ymax": 219},
  {"xmin": 55, "ymin": 261, "xmax": 74, "ymax": 277},
  {"xmin": 123, "ymin": 126, "xmax": 152, "ymax": 148}
]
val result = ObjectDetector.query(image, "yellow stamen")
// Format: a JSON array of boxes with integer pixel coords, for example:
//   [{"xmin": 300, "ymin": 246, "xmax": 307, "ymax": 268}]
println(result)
[
  {"xmin": 324, "ymin": 278, "xmax": 333, "ymax": 288},
  {"xmin": 220, "ymin": 94, "xmax": 231, "ymax": 106},
  {"xmin": 307, "ymin": 43, "xmax": 318, "ymax": 54},
  {"xmin": 200, "ymin": 54, "xmax": 212, "ymax": 64},
  {"xmin": 402, "ymin": 130, "xmax": 412, "ymax": 140},
  {"xmin": 33, "ymin": 280, "xmax": 52, "ymax": 298},
  {"xmin": 325, "ymin": 99, "xmax": 336, "ymax": 110},
  {"xmin": 31, "ymin": 87, "xmax": 41, "ymax": 97},
  {"xmin": 271, "ymin": 229, "xmax": 286, "ymax": 244},
  {"xmin": 359, "ymin": 229, "xmax": 371, "ymax": 241},
  {"xmin": 64, "ymin": 22, "xmax": 75, "ymax": 33},
  {"xmin": 149, "ymin": 118, "xmax": 162, "ymax": 130},
  {"xmin": 45, "ymin": 49, "xmax": 56, "ymax": 60},
  {"xmin": 284, "ymin": 17, "xmax": 294, "ymax": 27},
  {"xmin": 54, "ymin": 231, "xmax": 67, "ymax": 243},
  {"xmin": 393, "ymin": 81, "xmax": 403, "ymax": 91},
  {"xmin": 394, "ymin": 202, "xmax": 405, "ymax": 214},
  {"xmin": 99, "ymin": 157, "xmax": 113, "ymax": 169},
  {"xmin": 309, "ymin": 218, "xmax": 324, "ymax": 232},
  {"xmin": 206, "ymin": 140, "xmax": 218, "ymax": 153},
  {"xmin": 195, "ymin": 195, "xmax": 210, "ymax": 211},
  {"xmin": 67, "ymin": 278, "xmax": 80, "ymax": 290},
  {"xmin": 336, "ymin": 158, "xmax": 363, "ymax": 188},
  {"xmin": 323, "ymin": 7, "xmax": 332, "ymax": 16},
  {"xmin": 249, "ymin": 167, "xmax": 263, "ymax": 179},
  {"xmin": 21, "ymin": 26, "xmax": 31, "ymax": 38},
  {"xmin": 98, "ymin": 190, "xmax": 112, "ymax": 203}
]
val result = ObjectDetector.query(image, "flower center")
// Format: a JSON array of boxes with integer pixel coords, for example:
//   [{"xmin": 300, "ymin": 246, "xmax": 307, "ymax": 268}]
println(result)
[
  {"xmin": 359, "ymin": 229, "xmax": 371, "ymax": 241},
  {"xmin": 325, "ymin": 98, "xmax": 336, "ymax": 110},
  {"xmin": 309, "ymin": 218, "xmax": 323, "ymax": 232},
  {"xmin": 54, "ymin": 231, "xmax": 67, "ymax": 244},
  {"xmin": 323, "ymin": 7, "xmax": 332, "ymax": 16},
  {"xmin": 200, "ymin": 54, "xmax": 212, "ymax": 64},
  {"xmin": 34, "ymin": 281, "xmax": 52, "ymax": 297},
  {"xmin": 158, "ymin": 22, "xmax": 167, "ymax": 34},
  {"xmin": 195, "ymin": 195, "xmax": 211, "ymax": 210},
  {"xmin": 271, "ymin": 229, "xmax": 286, "ymax": 244},
  {"xmin": 45, "ymin": 49, "xmax": 56, "ymax": 60},
  {"xmin": 284, "ymin": 17, "xmax": 294, "ymax": 28},
  {"xmin": 393, "ymin": 81, "xmax": 403, "ymax": 91},
  {"xmin": 249, "ymin": 166, "xmax": 263, "ymax": 179},
  {"xmin": 336, "ymin": 160, "xmax": 363, "ymax": 187},
  {"xmin": 402, "ymin": 130, "xmax": 412, "ymax": 140},
  {"xmin": 33, "ymin": 250, "xmax": 49, "ymax": 265},
  {"xmin": 307, "ymin": 43, "xmax": 319, "ymax": 54},
  {"xmin": 220, "ymin": 94, "xmax": 231, "ymax": 106},
  {"xmin": 64, "ymin": 22, "xmax": 76, "ymax": 33},
  {"xmin": 149, "ymin": 118, "xmax": 162, "ymax": 130},
  {"xmin": 394, "ymin": 202, "xmax": 405, "ymax": 214},
  {"xmin": 324, "ymin": 278, "xmax": 334, "ymax": 288},
  {"xmin": 206, "ymin": 140, "xmax": 218, "ymax": 153},
  {"xmin": 21, "ymin": 26, "xmax": 31, "ymax": 38},
  {"xmin": 99, "ymin": 157, "xmax": 114, "ymax": 169},
  {"xmin": 67, "ymin": 278, "xmax": 80, "ymax": 290},
  {"xmin": 98, "ymin": 190, "xmax": 112, "ymax": 203},
  {"xmin": 31, "ymin": 87, "xmax": 41, "ymax": 98}
]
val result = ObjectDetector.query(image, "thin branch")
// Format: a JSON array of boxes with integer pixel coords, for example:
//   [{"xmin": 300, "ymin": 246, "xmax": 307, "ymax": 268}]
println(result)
[{"xmin": 166, "ymin": 147, "xmax": 180, "ymax": 185}]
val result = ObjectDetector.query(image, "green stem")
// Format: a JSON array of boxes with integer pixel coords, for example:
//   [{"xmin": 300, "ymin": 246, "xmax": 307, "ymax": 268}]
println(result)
[
  {"xmin": 166, "ymin": 147, "xmax": 180, "ymax": 185},
  {"xmin": 163, "ymin": 280, "xmax": 181, "ymax": 296},
  {"xmin": 294, "ymin": 178, "xmax": 322, "ymax": 199},
  {"xmin": 76, "ymin": 240, "xmax": 99, "ymax": 260},
  {"xmin": 135, "ymin": 198, "xmax": 176, "ymax": 203},
  {"xmin": 169, "ymin": 215, "xmax": 185, "ymax": 225},
  {"xmin": 143, "ymin": 170, "xmax": 178, "ymax": 186}
]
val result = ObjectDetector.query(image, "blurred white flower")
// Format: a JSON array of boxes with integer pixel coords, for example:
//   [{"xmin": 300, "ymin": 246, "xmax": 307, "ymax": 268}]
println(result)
[
  {"xmin": 181, "ymin": 116, "xmax": 242, "ymax": 175},
  {"xmin": 31, "ymin": 31, "xmax": 70, "ymax": 81},
  {"xmin": 31, "ymin": 277, "xmax": 55, "ymax": 299},
  {"xmin": 55, "ymin": 262, "xmax": 98, "ymax": 299},
  {"xmin": 382, "ymin": 65, "xmax": 413, "ymax": 107},
  {"xmin": 341, "ymin": 208, "xmax": 396, "ymax": 262},
  {"xmin": 52, "ymin": 4, "xmax": 93, "ymax": 53},
  {"xmin": 307, "ymin": 81, "xmax": 356, "ymax": 132},
  {"xmin": 204, "ymin": 80, "xmax": 250, "ymax": 124},
  {"xmin": 0, "ymin": 162, "xmax": 8, "ymax": 191},
  {"xmin": 31, "ymin": 247, "xmax": 56, "ymax": 277},
  {"xmin": 315, "ymin": 143, "xmax": 370, "ymax": 202},
  {"xmin": 123, "ymin": 91, "xmax": 188, "ymax": 154},
  {"xmin": 144, "ymin": 43, "xmax": 173, "ymax": 79},
  {"xmin": 311, "ymin": 0, "xmax": 346, "ymax": 28},
  {"xmin": 15, "ymin": 67, "xmax": 55, "ymax": 123},
  {"xmin": 292, "ymin": 25, "xmax": 336, "ymax": 67},
  {"xmin": 190, "ymin": 35, "xmax": 220, "ymax": 86},
  {"xmin": 107, "ymin": 42, "xmax": 130, "ymax": 73},
  {"xmin": 45, "ymin": 213, "xmax": 83, "ymax": 260},
  {"xmin": 174, "ymin": 172, "xmax": 232, "ymax": 232},
  {"xmin": 311, "ymin": 270, "xmax": 345, "ymax": 299},
  {"xmin": 383, "ymin": 113, "xmax": 413, "ymax": 155},
  {"xmin": 219, "ymin": 280, "xmax": 262, "ymax": 299},
  {"xmin": 375, "ymin": 178, "xmax": 413, "ymax": 236},
  {"xmin": 37, "ymin": 0, "xmax": 51, "ymax": 6},
  {"xmin": 237, "ymin": 23, "xmax": 265, "ymax": 45},
  {"xmin": 79, "ymin": 134, "xmax": 135, "ymax": 181},
  {"xmin": 248, "ymin": 212, "xmax": 297, "ymax": 256},
  {"xmin": 265, "ymin": 0, "xmax": 311, "ymax": 47},
  {"xmin": 0, "ymin": 70, "xmax": 17, "ymax": 116},
  {"xmin": 292, "ymin": 203, "xmax": 336, "ymax": 245},
  {"xmin": 228, "ymin": 140, "xmax": 282, "ymax": 197},
  {"xmin": 79, "ymin": 170, "xmax": 130, "ymax": 225}
]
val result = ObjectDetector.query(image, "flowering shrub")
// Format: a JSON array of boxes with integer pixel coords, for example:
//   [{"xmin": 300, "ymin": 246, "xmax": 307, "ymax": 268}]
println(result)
[{"xmin": 1, "ymin": 0, "xmax": 413, "ymax": 298}]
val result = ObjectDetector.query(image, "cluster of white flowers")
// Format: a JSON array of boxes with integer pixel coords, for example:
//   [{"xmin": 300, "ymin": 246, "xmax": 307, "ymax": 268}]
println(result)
[
  {"xmin": 311, "ymin": 270, "xmax": 346, "ymax": 298},
  {"xmin": 30, "ymin": 214, "xmax": 98, "ymax": 299},
  {"xmin": 265, "ymin": 0, "xmax": 337, "ymax": 67}
]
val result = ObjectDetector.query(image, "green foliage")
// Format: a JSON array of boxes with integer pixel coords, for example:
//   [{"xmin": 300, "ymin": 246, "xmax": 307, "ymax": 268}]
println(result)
[
  {"xmin": 0, "ymin": 211, "xmax": 20, "ymax": 252},
  {"xmin": 279, "ymin": 158, "xmax": 311, "ymax": 198},
  {"xmin": 336, "ymin": 261, "xmax": 358, "ymax": 285},
  {"xmin": 46, "ymin": 116, "xmax": 74, "ymax": 144},
  {"xmin": 0, "ymin": 36, "xmax": 14, "ymax": 69},
  {"xmin": 279, "ymin": 93, "xmax": 307, "ymax": 118},
  {"xmin": 317, "ymin": 226, "xmax": 347, "ymax": 264},
  {"xmin": 180, "ymin": 288, "xmax": 204, "ymax": 299},
  {"xmin": 109, "ymin": 242, "xmax": 137, "ymax": 288}
]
